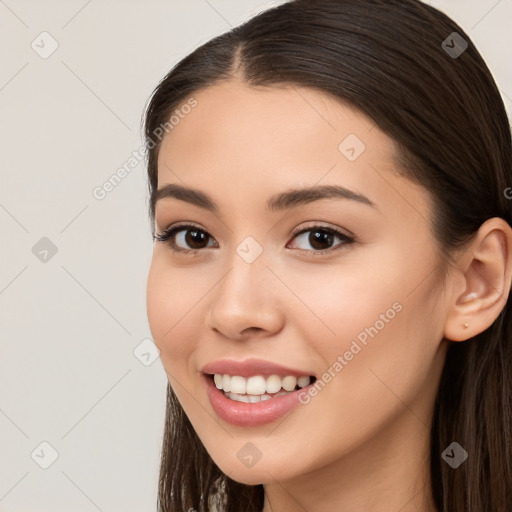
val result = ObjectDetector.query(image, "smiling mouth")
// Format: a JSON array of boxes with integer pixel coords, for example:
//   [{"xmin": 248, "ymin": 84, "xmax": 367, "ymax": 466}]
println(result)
[{"xmin": 207, "ymin": 373, "xmax": 317, "ymax": 403}]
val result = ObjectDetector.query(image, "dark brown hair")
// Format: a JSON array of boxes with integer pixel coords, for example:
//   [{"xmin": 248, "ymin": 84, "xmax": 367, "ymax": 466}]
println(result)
[{"xmin": 143, "ymin": 1, "xmax": 512, "ymax": 510}]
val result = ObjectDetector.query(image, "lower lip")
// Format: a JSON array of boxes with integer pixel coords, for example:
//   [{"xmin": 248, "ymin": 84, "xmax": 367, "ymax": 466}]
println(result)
[{"xmin": 203, "ymin": 374, "xmax": 312, "ymax": 427}]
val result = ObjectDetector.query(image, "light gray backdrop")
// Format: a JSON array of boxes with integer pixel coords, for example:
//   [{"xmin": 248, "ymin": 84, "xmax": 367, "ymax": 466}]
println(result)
[{"xmin": 0, "ymin": 0, "xmax": 511, "ymax": 511}]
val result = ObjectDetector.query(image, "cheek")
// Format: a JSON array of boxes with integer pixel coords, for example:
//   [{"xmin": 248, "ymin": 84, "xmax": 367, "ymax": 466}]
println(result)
[
  {"xmin": 146, "ymin": 257, "xmax": 205, "ymax": 371},
  {"xmin": 282, "ymin": 252, "xmax": 441, "ymax": 413},
  {"xmin": 281, "ymin": 259, "xmax": 402, "ymax": 355},
  {"xmin": 146, "ymin": 258, "xmax": 212, "ymax": 416}
]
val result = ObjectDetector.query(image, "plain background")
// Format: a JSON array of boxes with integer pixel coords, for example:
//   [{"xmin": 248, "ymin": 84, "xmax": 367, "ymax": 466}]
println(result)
[{"xmin": 0, "ymin": 0, "xmax": 511, "ymax": 510}]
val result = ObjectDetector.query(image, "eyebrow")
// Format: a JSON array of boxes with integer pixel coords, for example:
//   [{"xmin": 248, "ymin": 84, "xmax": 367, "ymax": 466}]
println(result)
[{"xmin": 153, "ymin": 183, "xmax": 375, "ymax": 212}]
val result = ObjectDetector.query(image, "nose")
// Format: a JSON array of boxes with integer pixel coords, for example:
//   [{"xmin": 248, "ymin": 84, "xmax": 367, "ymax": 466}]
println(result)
[{"xmin": 205, "ymin": 254, "xmax": 285, "ymax": 341}]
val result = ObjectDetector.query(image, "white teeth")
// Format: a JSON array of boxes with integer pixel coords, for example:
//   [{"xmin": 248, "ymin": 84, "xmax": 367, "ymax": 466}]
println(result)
[
  {"xmin": 226, "ymin": 392, "xmax": 287, "ymax": 403},
  {"xmin": 214, "ymin": 374, "xmax": 223, "ymax": 389},
  {"xmin": 246, "ymin": 376, "xmax": 266, "ymax": 395},
  {"xmin": 265, "ymin": 375, "xmax": 282, "ymax": 394},
  {"xmin": 229, "ymin": 376, "xmax": 246, "ymax": 394},
  {"xmin": 297, "ymin": 376, "xmax": 311, "ymax": 388},
  {"xmin": 212, "ymin": 373, "xmax": 313, "ymax": 397},
  {"xmin": 222, "ymin": 374, "xmax": 231, "ymax": 392},
  {"xmin": 282, "ymin": 376, "xmax": 297, "ymax": 391}
]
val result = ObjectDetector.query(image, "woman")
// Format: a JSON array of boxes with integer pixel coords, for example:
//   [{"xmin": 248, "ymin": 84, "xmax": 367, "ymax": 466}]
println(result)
[{"xmin": 144, "ymin": 0, "xmax": 512, "ymax": 510}]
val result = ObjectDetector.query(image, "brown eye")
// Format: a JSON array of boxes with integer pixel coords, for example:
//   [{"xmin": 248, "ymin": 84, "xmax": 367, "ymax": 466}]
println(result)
[
  {"xmin": 289, "ymin": 226, "xmax": 354, "ymax": 253},
  {"xmin": 154, "ymin": 224, "xmax": 217, "ymax": 252},
  {"xmin": 308, "ymin": 230, "xmax": 335, "ymax": 250},
  {"xmin": 183, "ymin": 229, "xmax": 210, "ymax": 249}
]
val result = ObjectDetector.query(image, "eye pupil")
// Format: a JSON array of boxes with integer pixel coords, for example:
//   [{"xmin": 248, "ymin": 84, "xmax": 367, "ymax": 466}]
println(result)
[
  {"xmin": 310, "ymin": 230, "xmax": 333, "ymax": 250},
  {"xmin": 185, "ymin": 229, "xmax": 208, "ymax": 249}
]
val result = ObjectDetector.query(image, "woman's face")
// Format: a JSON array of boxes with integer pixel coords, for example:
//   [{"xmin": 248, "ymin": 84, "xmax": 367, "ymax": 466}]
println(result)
[{"xmin": 146, "ymin": 80, "xmax": 450, "ymax": 484}]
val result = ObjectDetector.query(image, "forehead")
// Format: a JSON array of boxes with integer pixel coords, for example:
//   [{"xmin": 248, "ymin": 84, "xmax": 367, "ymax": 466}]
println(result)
[
  {"xmin": 157, "ymin": 80, "xmax": 396, "ymax": 177},
  {"xmin": 154, "ymin": 80, "xmax": 433, "ymax": 226}
]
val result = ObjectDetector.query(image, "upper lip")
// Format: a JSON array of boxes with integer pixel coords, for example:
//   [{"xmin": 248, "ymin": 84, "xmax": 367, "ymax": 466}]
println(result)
[{"xmin": 201, "ymin": 357, "xmax": 315, "ymax": 378}]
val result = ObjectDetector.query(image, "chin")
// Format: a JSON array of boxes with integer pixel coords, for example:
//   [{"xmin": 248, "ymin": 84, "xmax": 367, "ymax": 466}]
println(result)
[
  {"xmin": 211, "ymin": 454, "xmax": 300, "ymax": 486},
  {"xmin": 222, "ymin": 467, "xmax": 276, "ymax": 486}
]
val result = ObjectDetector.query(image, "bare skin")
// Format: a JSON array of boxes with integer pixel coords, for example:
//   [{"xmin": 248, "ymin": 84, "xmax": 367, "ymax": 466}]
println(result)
[{"xmin": 146, "ymin": 79, "xmax": 512, "ymax": 512}]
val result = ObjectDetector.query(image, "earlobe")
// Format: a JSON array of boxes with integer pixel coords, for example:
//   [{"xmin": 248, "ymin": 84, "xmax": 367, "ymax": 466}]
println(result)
[{"xmin": 443, "ymin": 218, "xmax": 512, "ymax": 342}]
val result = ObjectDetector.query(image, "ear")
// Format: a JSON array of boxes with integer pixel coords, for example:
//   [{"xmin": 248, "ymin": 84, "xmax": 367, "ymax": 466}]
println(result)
[{"xmin": 444, "ymin": 217, "xmax": 512, "ymax": 342}]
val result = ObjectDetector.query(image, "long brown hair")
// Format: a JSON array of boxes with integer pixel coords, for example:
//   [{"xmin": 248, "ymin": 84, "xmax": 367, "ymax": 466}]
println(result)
[{"xmin": 143, "ymin": 1, "xmax": 512, "ymax": 510}]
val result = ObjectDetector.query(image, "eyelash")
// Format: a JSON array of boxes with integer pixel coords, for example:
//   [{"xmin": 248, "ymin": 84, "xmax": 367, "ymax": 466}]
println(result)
[{"xmin": 153, "ymin": 222, "xmax": 355, "ymax": 256}]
